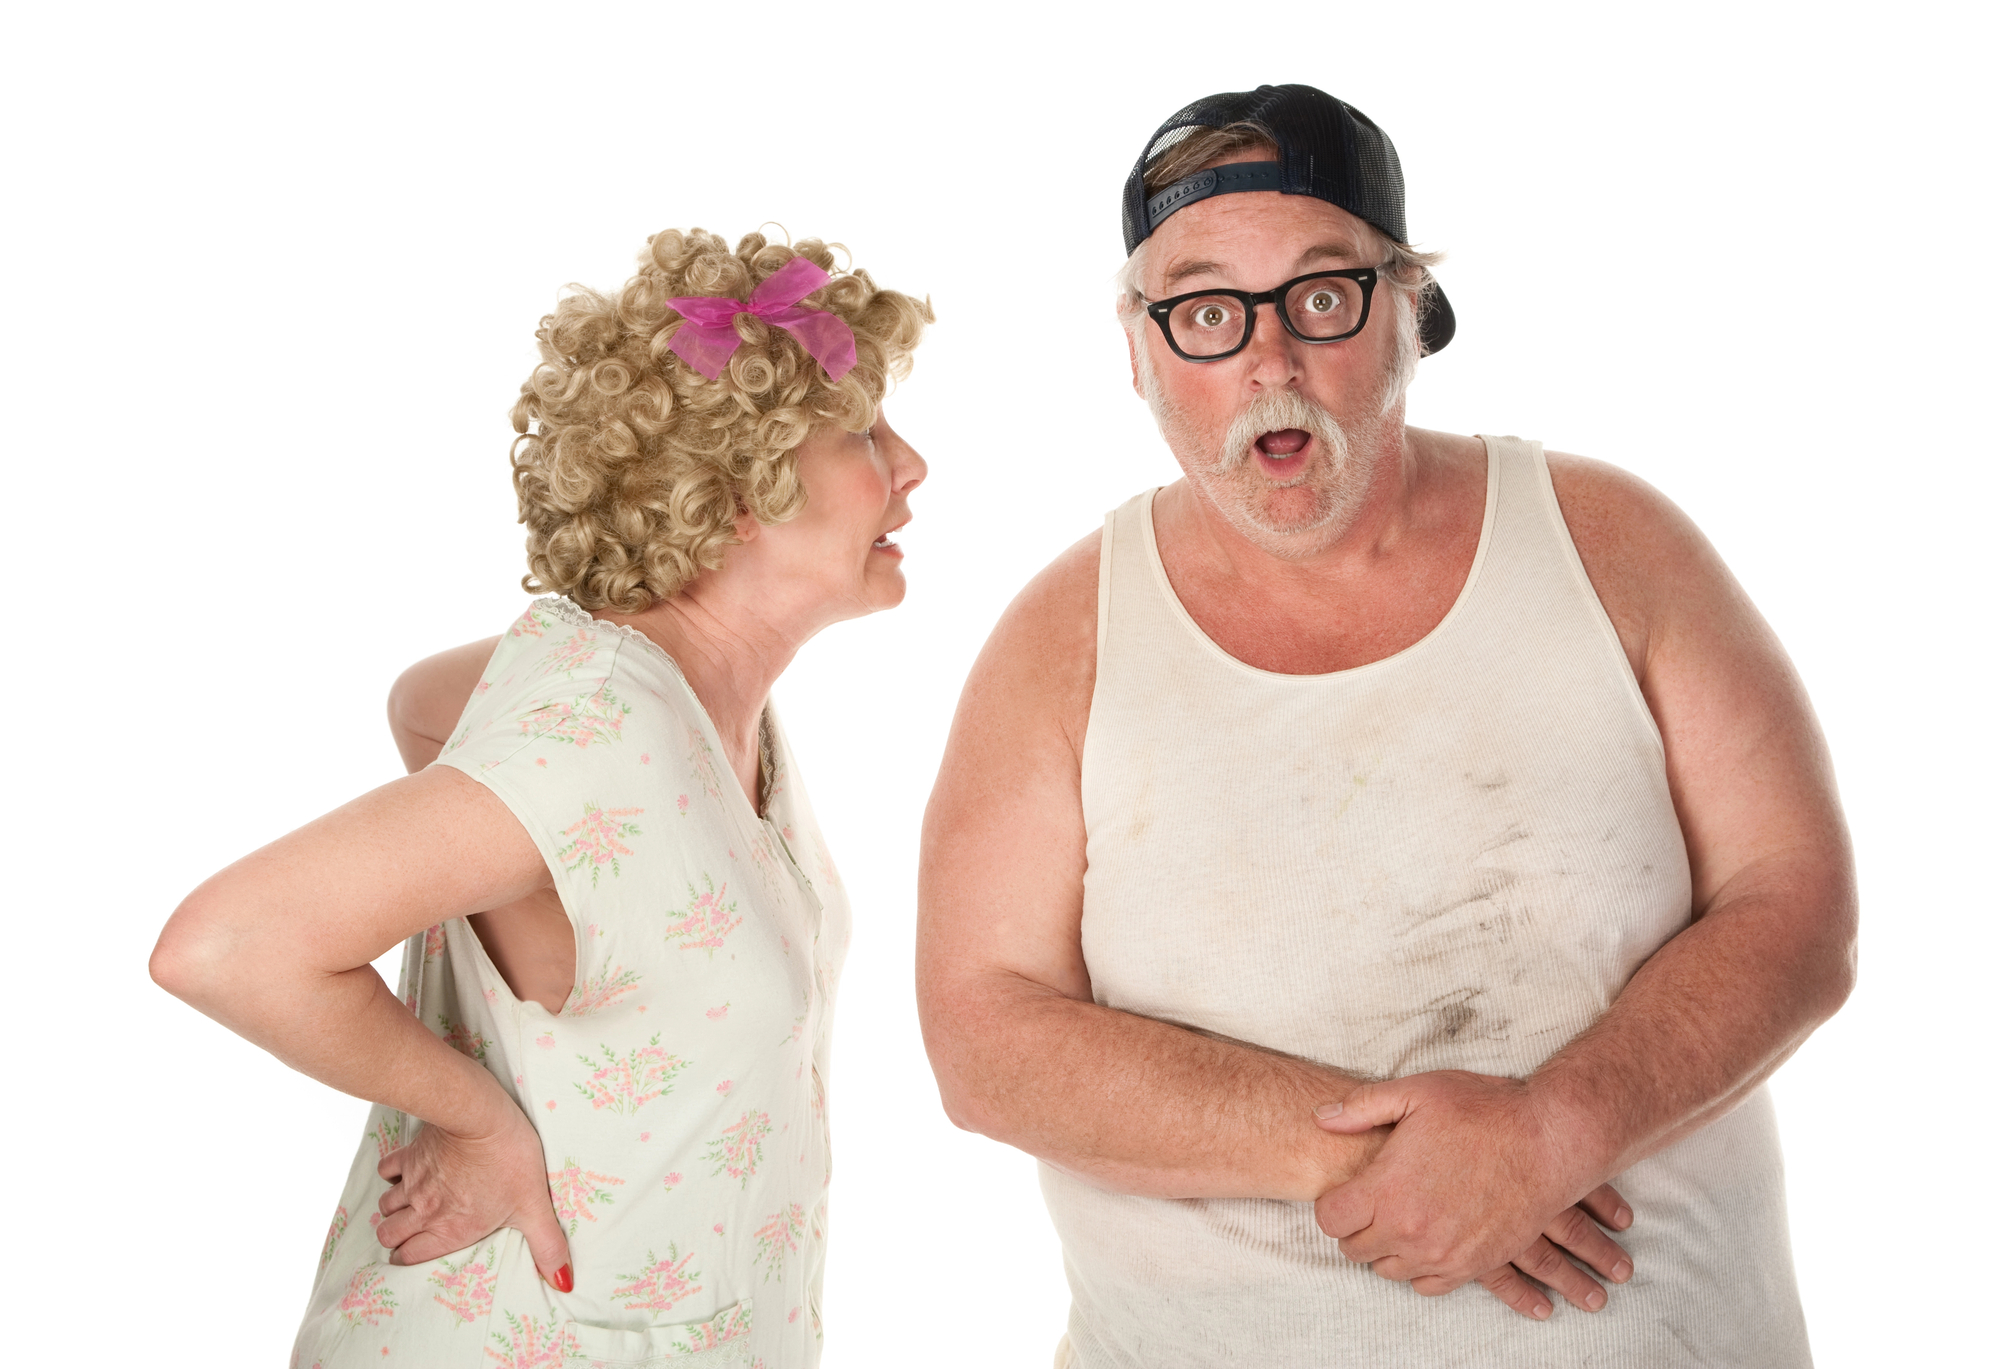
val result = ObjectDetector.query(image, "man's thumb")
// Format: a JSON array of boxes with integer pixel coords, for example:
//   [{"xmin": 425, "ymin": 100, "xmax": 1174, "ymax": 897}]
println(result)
[
  {"xmin": 1314, "ymin": 1082, "xmax": 1409, "ymax": 1133},
  {"xmin": 524, "ymin": 1205, "xmax": 574, "ymax": 1294}
]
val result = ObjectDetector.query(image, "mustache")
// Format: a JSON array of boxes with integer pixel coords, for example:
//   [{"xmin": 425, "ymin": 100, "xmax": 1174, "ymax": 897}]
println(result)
[{"xmin": 1216, "ymin": 388, "xmax": 1349, "ymax": 471}]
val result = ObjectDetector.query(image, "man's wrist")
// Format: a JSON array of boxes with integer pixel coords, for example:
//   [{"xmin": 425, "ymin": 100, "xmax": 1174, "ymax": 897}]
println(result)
[
  {"xmin": 1293, "ymin": 1067, "xmax": 1378, "ymax": 1195},
  {"xmin": 1524, "ymin": 1067, "xmax": 1624, "ymax": 1199}
]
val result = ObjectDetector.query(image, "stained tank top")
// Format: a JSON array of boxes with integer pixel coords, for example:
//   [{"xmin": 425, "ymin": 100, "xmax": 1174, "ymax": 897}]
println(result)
[{"xmin": 1045, "ymin": 437, "xmax": 1809, "ymax": 1367}]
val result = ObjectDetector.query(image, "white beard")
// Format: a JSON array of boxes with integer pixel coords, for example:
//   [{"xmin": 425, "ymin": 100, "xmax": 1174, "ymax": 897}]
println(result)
[{"xmin": 1136, "ymin": 342, "xmax": 1396, "ymax": 555}]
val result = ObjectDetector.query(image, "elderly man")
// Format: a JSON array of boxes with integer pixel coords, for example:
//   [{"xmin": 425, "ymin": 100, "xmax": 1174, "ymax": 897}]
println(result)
[{"xmin": 917, "ymin": 84, "xmax": 1853, "ymax": 1367}]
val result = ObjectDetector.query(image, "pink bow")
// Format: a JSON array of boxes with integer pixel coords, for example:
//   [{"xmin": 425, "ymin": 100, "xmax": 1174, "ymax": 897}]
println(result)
[{"xmin": 666, "ymin": 257, "xmax": 858, "ymax": 383}]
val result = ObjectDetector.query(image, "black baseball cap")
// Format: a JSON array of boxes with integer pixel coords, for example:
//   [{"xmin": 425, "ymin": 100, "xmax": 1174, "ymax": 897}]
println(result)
[{"xmin": 1122, "ymin": 84, "xmax": 1455, "ymax": 356}]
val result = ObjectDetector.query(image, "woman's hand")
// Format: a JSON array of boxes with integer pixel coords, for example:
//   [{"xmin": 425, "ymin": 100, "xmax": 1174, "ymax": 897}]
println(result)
[{"xmin": 376, "ymin": 1103, "xmax": 573, "ymax": 1291}]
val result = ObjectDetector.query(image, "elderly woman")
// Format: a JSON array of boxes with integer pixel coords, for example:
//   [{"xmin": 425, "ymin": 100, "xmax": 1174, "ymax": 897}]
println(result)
[{"xmin": 151, "ymin": 227, "xmax": 930, "ymax": 1368}]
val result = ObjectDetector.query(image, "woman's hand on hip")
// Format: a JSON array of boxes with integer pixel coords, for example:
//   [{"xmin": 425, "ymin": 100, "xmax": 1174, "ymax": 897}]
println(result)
[{"xmin": 375, "ymin": 1103, "xmax": 573, "ymax": 1291}]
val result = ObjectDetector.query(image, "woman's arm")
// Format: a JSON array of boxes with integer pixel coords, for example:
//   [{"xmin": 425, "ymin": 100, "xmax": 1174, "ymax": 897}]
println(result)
[
  {"xmin": 388, "ymin": 636, "xmax": 577, "ymax": 1014},
  {"xmin": 388, "ymin": 637, "xmax": 500, "ymax": 772},
  {"xmin": 149, "ymin": 765, "xmax": 572, "ymax": 1283}
]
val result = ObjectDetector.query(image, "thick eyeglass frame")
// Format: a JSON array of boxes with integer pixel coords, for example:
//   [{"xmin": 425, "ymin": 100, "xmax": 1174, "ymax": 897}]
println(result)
[{"xmin": 1143, "ymin": 266, "xmax": 1379, "ymax": 363}]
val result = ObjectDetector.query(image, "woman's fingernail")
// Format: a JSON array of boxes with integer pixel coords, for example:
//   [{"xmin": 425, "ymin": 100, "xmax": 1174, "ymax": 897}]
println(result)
[
  {"xmin": 1612, "ymin": 1259, "xmax": 1632, "ymax": 1282},
  {"xmin": 1532, "ymin": 1301, "xmax": 1552, "ymax": 1320},
  {"xmin": 1615, "ymin": 1205, "xmax": 1633, "ymax": 1228},
  {"xmin": 552, "ymin": 1263, "xmax": 573, "ymax": 1293},
  {"xmin": 1586, "ymin": 1288, "xmax": 1606, "ymax": 1310},
  {"xmin": 1314, "ymin": 1103, "xmax": 1343, "ymax": 1120}
]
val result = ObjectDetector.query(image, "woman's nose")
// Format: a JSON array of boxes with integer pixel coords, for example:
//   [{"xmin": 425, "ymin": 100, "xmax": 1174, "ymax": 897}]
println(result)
[{"xmin": 892, "ymin": 435, "xmax": 927, "ymax": 493}]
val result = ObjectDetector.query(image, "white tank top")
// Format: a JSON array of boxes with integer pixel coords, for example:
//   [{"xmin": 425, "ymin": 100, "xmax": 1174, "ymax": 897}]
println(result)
[{"xmin": 1046, "ymin": 437, "xmax": 1810, "ymax": 1368}]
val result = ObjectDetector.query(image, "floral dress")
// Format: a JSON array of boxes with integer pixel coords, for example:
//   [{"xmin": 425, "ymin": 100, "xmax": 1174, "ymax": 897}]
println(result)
[{"xmin": 294, "ymin": 597, "xmax": 850, "ymax": 1369}]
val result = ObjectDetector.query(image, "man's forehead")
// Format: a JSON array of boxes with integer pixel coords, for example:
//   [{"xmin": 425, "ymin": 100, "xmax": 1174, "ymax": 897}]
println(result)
[{"xmin": 1149, "ymin": 189, "xmax": 1376, "ymax": 288}]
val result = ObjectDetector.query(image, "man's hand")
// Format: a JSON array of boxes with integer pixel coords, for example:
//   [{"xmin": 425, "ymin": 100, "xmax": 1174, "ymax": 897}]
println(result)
[
  {"xmin": 1461, "ymin": 1191, "xmax": 1633, "ymax": 1318},
  {"xmin": 376, "ymin": 1103, "xmax": 572, "ymax": 1291},
  {"xmin": 1313, "ymin": 1070, "xmax": 1630, "ymax": 1312}
]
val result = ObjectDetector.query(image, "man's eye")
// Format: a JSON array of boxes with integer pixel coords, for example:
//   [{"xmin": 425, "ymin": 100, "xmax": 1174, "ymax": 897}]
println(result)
[
  {"xmin": 1306, "ymin": 290, "xmax": 1338, "ymax": 314},
  {"xmin": 1195, "ymin": 304, "xmax": 1229, "ymax": 328}
]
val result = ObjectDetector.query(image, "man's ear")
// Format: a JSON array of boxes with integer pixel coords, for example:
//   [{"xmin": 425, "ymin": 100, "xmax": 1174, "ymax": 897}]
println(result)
[{"xmin": 1125, "ymin": 323, "xmax": 1144, "ymax": 400}]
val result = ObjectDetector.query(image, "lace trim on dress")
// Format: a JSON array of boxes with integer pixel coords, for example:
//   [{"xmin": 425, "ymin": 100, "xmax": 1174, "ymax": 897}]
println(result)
[{"xmin": 535, "ymin": 594, "xmax": 684, "ymax": 673}]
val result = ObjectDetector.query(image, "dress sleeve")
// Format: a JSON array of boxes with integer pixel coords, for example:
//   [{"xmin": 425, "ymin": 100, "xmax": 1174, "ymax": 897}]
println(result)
[{"xmin": 431, "ymin": 605, "xmax": 665, "ymax": 916}]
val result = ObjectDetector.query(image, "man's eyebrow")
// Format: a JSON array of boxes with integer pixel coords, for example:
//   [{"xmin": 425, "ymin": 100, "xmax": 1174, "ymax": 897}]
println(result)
[
  {"xmin": 1161, "ymin": 258, "xmax": 1227, "ymax": 288},
  {"xmin": 1159, "ymin": 242, "xmax": 1365, "ymax": 291},
  {"xmin": 1294, "ymin": 241, "xmax": 1363, "ymax": 269}
]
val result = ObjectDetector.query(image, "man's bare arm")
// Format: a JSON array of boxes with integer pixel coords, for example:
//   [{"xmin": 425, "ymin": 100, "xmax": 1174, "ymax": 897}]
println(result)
[
  {"xmin": 1317, "ymin": 456, "xmax": 1856, "ymax": 1287},
  {"xmin": 918, "ymin": 532, "xmax": 1382, "ymax": 1201},
  {"xmin": 388, "ymin": 637, "xmax": 500, "ymax": 772},
  {"xmin": 1534, "ymin": 456, "xmax": 1855, "ymax": 1162}
]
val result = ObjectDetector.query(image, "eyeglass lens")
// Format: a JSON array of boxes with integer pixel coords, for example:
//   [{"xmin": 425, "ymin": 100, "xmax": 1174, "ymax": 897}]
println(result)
[{"xmin": 1164, "ymin": 275, "xmax": 1367, "ymax": 357}]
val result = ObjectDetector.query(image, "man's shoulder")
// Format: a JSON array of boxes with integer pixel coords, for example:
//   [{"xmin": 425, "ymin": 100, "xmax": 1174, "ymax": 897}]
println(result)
[
  {"xmin": 957, "ymin": 523, "xmax": 1106, "ymax": 747},
  {"xmin": 1009, "ymin": 525, "xmax": 1103, "ymax": 632},
  {"xmin": 1542, "ymin": 450, "xmax": 1731, "ymax": 676}
]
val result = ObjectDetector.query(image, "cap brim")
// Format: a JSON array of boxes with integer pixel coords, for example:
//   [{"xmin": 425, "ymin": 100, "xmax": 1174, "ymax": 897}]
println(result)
[{"xmin": 1420, "ymin": 283, "xmax": 1455, "ymax": 356}]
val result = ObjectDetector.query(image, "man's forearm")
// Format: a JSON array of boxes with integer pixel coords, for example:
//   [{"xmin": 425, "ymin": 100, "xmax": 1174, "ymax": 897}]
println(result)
[
  {"xmin": 925, "ymin": 972, "xmax": 1382, "ymax": 1201},
  {"xmin": 1528, "ymin": 859, "xmax": 1856, "ymax": 1183}
]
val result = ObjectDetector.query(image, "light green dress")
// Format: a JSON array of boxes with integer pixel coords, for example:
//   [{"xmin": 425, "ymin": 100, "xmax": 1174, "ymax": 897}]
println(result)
[{"xmin": 294, "ymin": 597, "xmax": 850, "ymax": 1369}]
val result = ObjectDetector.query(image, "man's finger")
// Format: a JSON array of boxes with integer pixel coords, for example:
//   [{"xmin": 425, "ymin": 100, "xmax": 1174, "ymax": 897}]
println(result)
[
  {"xmin": 1476, "ymin": 1264, "xmax": 1554, "ymax": 1321},
  {"xmin": 1544, "ymin": 1204, "xmax": 1632, "ymax": 1285},
  {"xmin": 1335, "ymin": 1224, "xmax": 1398, "ymax": 1267},
  {"xmin": 1577, "ymin": 1182, "xmax": 1633, "ymax": 1233},
  {"xmin": 1313, "ymin": 1082, "xmax": 1413, "ymax": 1134},
  {"xmin": 1513, "ymin": 1236, "xmax": 1608, "ymax": 1312},
  {"xmin": 1313, "ymin": 1181, "xmax": 1373, "ymax": 1241},
  {"xmin": 521, "ymin": 1198, "xmax": 575, "ymax": 1293}
]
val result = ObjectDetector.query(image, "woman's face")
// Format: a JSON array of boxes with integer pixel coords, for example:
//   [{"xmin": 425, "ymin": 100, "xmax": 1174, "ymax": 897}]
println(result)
[{"xmin": 753, "ymin": 409, "xmax": 928, "ymax": 625}]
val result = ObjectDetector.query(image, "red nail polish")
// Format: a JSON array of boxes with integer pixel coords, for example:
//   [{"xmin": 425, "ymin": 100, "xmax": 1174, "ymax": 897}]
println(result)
[{"xmin": 552, "ymin": 1263, "xmax": 573, "ymax": 1293}]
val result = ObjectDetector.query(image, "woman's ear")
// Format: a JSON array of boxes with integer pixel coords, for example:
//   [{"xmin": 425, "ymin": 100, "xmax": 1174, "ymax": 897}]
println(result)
[{"xmin": 732, "ymin": 502, "xmax": 761, "ymax": 543}]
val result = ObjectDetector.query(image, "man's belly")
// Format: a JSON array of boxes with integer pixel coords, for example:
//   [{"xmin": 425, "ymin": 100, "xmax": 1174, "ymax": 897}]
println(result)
[{"xmin": 1042, "ymin": 1089, "xmax": 1808, "ymax": 1369}]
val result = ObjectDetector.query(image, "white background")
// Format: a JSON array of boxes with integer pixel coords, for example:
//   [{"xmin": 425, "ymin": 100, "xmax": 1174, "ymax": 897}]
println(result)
[{"xmin": 4, "ymin": 1, "xmax": 1993, "ymax": 1363}]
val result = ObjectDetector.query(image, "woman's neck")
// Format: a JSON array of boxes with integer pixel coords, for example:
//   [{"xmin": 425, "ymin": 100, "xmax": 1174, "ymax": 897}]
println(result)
[{"xmin": 594, "ymin": 586, "xmax": 806, "ymax": 813}]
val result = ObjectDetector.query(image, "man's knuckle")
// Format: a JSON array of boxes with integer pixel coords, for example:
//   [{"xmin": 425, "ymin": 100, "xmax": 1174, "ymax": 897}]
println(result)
[{"xmin": 1522, "ymin": 1244, "xmax": 1564, "ymax": 1278}]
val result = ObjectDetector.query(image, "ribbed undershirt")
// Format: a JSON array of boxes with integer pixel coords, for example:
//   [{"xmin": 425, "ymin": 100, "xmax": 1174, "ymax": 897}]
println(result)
[{"xmin": 1050, "ymin": 437, "xmax": 1808, "ymax": 1368}]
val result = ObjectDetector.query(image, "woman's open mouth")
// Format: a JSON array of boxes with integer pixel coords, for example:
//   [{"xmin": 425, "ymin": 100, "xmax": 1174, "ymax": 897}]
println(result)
[{"xmin": 873, "ymin": 518, "xmax": 908, "ymax": 554}]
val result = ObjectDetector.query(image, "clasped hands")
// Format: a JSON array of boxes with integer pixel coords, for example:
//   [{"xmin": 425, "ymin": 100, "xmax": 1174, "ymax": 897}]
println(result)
[{"xmin": 1313, "ymin": 1070, "xmax": 1633, "ymax": 1321}]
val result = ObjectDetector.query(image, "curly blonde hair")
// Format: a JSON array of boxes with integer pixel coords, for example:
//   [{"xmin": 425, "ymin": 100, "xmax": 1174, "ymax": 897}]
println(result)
[{"xmin": 509, "ymin": 228, "xmax": 932, "ymax": 612}]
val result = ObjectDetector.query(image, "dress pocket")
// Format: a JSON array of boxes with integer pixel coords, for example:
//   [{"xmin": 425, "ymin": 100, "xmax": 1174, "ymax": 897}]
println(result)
[{"xmin": 563, "ymin": 1298, "xmax": 754, "ymax": 1366}]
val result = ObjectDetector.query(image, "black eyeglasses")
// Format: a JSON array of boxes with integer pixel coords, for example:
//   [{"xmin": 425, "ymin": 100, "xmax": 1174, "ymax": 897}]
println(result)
[{"xmin": 1143, "ymin": 267, "xmax": 1379, "ymax": 362}]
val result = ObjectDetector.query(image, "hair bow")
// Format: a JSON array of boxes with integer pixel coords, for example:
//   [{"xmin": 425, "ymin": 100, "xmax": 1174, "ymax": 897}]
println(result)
[{"xmin": 666, "ymin": 257, "xmax": 858, "ymax": 383}]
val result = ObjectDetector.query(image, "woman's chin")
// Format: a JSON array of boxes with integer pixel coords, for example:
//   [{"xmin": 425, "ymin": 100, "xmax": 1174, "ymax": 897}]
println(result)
[{"xmin": 865, "ymin": 565, "xmax": 909, "ymax": 612}]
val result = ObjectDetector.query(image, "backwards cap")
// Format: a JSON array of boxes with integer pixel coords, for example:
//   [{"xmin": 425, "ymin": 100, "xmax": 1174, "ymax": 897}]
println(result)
[{"xmin": 1121, "ymin": 84, "xmax": 1454, "ymax": 355}]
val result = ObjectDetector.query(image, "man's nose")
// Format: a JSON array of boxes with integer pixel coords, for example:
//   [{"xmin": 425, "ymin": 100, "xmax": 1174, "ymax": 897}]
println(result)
[{"xmin": 1238, "ymin": 302, "xmax": 1305, "ymax": 386}]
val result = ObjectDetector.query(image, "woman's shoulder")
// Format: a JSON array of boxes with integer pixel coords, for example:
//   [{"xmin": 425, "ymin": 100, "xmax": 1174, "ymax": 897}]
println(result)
[{"xmin": 435, "ymin": 599, "xmax": 700, "ymax": 777}]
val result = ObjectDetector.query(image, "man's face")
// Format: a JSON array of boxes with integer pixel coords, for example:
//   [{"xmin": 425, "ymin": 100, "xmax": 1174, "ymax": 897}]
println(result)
[{"xmin": 1130, "ymin": 172, "xmax": 1410, "ymax": 552}]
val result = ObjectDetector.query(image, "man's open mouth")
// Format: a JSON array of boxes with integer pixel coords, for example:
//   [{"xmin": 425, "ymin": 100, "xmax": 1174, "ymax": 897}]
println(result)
[{"xmin": 1255, "ymin": 429, "xmax": 1312, "ymax": 458}]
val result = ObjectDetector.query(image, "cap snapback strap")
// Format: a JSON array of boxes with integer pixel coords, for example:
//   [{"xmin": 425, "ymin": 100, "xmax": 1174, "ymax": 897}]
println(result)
[{"xmin": 1144, "ymin": 161, "xmax": 1285, "ymax": 237}]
